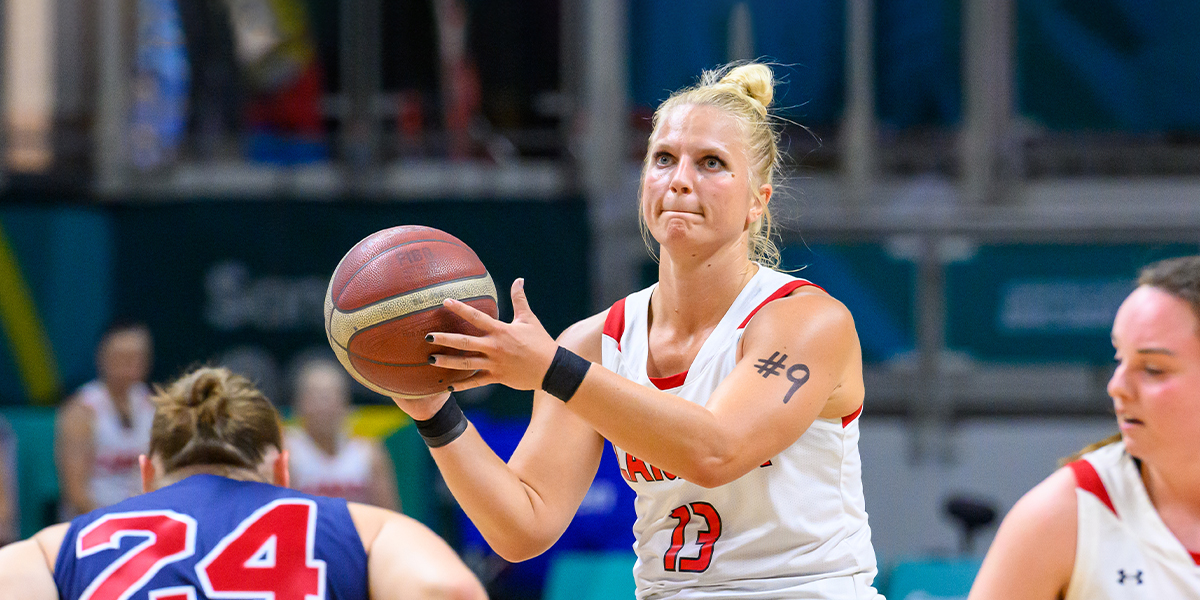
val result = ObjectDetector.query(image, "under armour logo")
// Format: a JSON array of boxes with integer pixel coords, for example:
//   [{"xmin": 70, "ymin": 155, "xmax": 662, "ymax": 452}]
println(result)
[{"xmin": 1118, "ymin": 569, "xmax": 1143, "ymax": 585}]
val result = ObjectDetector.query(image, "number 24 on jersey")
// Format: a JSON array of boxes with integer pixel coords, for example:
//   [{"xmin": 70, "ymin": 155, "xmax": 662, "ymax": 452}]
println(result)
[{"xmin": 75, "ymin": 499, "xmax": 325, "ymax": 600}]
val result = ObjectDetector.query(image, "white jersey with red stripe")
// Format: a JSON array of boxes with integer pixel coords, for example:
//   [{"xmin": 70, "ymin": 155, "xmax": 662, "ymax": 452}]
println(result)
[
  {"xmin": 285, "ymin": 426, "xmax": 375, "ymax": 504},
  {"xmin": 601, "ymin": 267, "xmax": 881, "ymax": 599},
  {"xmin": 1065, "ymin": 442, "xmax": 1200, "ymax": 599},
  {"xmin": 75, "ymin": 380, "xmax": 155, "ymax": 513}
]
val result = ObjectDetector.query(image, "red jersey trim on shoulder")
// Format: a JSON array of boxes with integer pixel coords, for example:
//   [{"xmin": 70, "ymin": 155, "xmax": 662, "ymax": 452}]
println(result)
[
  {"xmin": 841, "ymin": 405, "xmax": 863, "ymax": 428},
  {"xmin": 649, "ymin": 371, "xmax": 688, "ymax": 390},
  {"xmin": 1191, "ymin": 551, "xmax": 1200, "ymax": 566},
  {"xmin": 1066, "ymin": 459, "xmax": 1117, "ymax": 516},
  {"xmin": 738, "ymin": 280, "xmax": 825, "ymax": 329},
  {"xmin": 603, "ymin": 298, "xmax": 627, "ymax": 351}
]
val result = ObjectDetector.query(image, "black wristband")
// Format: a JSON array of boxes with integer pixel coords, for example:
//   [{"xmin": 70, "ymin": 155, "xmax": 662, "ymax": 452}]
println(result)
[
  {"xmin": 414, "ymin": 395, "xmax": 469, "ymax": 448},
  {"xmin": 541, "ymin": 346, "xmax": 592, "ymax": 402}
]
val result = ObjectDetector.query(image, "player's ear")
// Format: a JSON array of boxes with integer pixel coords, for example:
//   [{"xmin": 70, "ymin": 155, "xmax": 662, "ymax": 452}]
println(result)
[
  {"xmin": 139, "ymin": 454, "xmax": 156, "ymax": 493},
  {"xmin": 748, "ymin": 184, "xmax": 771, "ymax": 225},
  {"xmin": 273, "ymin": 449, "xmax": 290, "ymax": 488}
]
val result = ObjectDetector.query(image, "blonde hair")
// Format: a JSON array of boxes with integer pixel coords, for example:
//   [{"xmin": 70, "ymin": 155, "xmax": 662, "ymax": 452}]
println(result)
[
  {"xmin": 640, "ymin": 61, "xmax": 784, "ymax": 268},
  {"xmin": 148, "ymin": 367, "xmax": 283, "ymax": 473}
]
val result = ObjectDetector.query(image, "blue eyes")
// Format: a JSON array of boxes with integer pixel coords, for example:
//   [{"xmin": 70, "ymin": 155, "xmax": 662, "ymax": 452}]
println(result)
[{"xmin": 653, "ymin": 154, "xmax": 723, "ymax": 169}]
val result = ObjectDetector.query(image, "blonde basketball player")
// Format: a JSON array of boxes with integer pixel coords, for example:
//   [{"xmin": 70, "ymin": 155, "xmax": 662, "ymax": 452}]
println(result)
[
  {"xmin": 969, "ymin": 255, "xmax": 1200, "ymax": 599},
  {"xmin": 391, "ymin": 62, "xmax": 883, "ymax": 599}
]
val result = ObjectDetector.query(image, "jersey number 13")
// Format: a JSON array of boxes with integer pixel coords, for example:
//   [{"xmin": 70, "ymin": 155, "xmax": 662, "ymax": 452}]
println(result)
[{"xmin": 664, "ymin": 502, "xmax": 722, "ymax": 573}]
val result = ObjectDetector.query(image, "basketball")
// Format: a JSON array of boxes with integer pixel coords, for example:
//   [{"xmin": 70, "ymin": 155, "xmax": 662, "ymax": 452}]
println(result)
[{"xmin": 324, "ymin": 225, "xmax": 499, "ymax": 398}]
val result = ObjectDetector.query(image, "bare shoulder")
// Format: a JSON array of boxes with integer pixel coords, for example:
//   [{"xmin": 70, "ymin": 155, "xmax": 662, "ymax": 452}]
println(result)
[
  {"xmin": 33, "ymin": 523, "xmax": 69, "ymax": 570},
  {"xmin": 57, "ymin": 393, "xmax": 93, "ymax": 419},
  {"xmin": 1015, "ymin": 466, "xmax": 1080, "ymax": 524},
  {"xmin": 557, "ymin": 309, "xmax": 608, "ymax": 363},
  {"xmin": 0, "ymin": 536, "xmax": 58, "ymax": 599},
  {"xmin": 348, "ymin": 502, "xmax": 485, "ymax": 599},
  {"xmin": 969, "ymin": 467, "xmax": 1077, "ymax": 600},
  {"xmin": 994, "ymin": 466, "xmax": 1079, "ymax": 553},
  {"xmin": 347, "ymin": 502, "xmax": 447, "ymax": 550},
  {"xmin": 742, "ymin": 283, "xmax": 856, "ymax": 351},
  {"xmin": 346, "ymin": 502, "xmax": 391, "ymax": 551},
  {"xmin": 755, "ymin": 284, "xmax": 852, "ymax": 329}
]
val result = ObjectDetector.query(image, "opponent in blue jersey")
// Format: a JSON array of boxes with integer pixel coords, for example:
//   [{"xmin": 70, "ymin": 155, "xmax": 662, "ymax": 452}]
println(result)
[{"xmin": 0, "ymin": 366, "xmax": 485, "ymax": 600}]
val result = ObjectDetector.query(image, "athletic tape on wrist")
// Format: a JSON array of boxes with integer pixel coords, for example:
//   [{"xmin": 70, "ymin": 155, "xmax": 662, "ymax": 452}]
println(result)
[
  {"xmin": 414, "ymin": 395, "xmax": 469, "ymax": 448},
  {"xmin": 541, "ymin": 346, "xmax": 591, "ymax": 402}
]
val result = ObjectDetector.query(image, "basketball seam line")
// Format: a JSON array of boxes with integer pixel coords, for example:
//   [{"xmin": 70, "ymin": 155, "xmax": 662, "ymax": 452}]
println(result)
[
  {"xmin": 335, "ymin": 272, "xmax": 494, "ymax": 313},
  {"xmin": 328, "ymin": 275, "xmax": 497, "ymax": 345},
  {"xmin": 343, "ymin": 294, "xmax": 499, "ymax": 364},
  {"xmin": 334, "ymin": 237, "xmax": 470, "ymax": 304}
]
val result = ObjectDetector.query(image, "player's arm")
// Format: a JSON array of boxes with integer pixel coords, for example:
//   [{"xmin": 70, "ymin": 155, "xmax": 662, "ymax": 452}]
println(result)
[
  {"xmin": 0, "ymin": 523, "xmax": 67, "ymax": 600},
  {"xmin": 968, "ymin": 468, "xmax": 1076, "ymax": 600},
  {"xmin": 433, "ymin": 282, "xmax": 860, "ymax": 488},
  {"xmin": 349, "ymin": 502, "xmax": 486, "ymax": 600},
  {"xmin": 55, "ymin": 396, "xmax": 97, "ymax": 515},
  {"xmin": 368, "ymin": 441, "xmax": 402, "ymax": 512},
  {"xmin": 569, "ymin": 288, "xmax": 858, "ymax": 487},
  {"xmin": 392, "ymin": 312, "xmax": 608, "ymax": 562}
]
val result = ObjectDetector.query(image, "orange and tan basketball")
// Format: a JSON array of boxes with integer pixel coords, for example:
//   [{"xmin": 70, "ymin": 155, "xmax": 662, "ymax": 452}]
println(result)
[{"xmin": 324, "ymin": 225, "xmax": 498, "ymax": 398}]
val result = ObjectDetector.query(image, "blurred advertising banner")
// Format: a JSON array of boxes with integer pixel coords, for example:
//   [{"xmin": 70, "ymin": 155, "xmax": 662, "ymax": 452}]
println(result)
[
  {"xmin": 1019, "ymin": 1, "xmax": 1200, "ymax": 131},
  {"xmin": 944, "ymin": 243, "xmax": 1200, "ymax": 363},
  {"xmin": 773, "ymin": 241, "xmax": 1199, "ymax": 366},
  {"xmin": 0, "ymin": 201, "xmax": 588, "ymax": 411},
  {"xmin": 0, "ymin": 207, "xmax": 111, "ymax": 406},
  {"xmin": 108, "ymin": 200, "xmax": 588, "ymax": 412}
]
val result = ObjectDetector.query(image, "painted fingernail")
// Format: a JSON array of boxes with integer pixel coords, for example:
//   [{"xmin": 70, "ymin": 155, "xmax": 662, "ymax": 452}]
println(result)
[
  {"xmin": 425, "ymin": 334, "xmax": 434, "ymax": 342},
  {"xmin": 428, "ymin": 355, "xmax": 437, "ymax": 364}
]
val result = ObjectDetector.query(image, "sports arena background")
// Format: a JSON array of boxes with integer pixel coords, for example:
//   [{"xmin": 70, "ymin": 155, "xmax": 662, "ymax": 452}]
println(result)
[{"xmin": 2, "ymin": 1, "xmax": 1200, "ymax": 598}]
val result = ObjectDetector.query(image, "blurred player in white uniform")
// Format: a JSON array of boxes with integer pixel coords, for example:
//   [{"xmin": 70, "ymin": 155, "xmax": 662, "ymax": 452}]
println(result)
[
  {"xmin": 970, "ymin": 255, "xmax": 1200, "ymax": 599},
  {"xmin": 55, "ymin": 321, "xmax": 155, "ymax": 518},
  {"xmin": 389, "ymin": 61, "xmax": 884, "ymax": 599},
  {"xmin": 286, "ymin": 358, "xmax": 400, "ymax": 510}
]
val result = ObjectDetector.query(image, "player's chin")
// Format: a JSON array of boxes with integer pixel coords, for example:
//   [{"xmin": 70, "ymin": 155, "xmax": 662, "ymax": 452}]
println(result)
[{"xmin": 1117, "ymin": 433, "xmax": 1157, "ymax": 463}]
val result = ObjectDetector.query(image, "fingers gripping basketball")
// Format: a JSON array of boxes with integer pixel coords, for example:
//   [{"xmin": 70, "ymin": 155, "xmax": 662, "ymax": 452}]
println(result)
[{"xmin": 324, "ymin": 225, "xmax": 498, "ymax": 398}]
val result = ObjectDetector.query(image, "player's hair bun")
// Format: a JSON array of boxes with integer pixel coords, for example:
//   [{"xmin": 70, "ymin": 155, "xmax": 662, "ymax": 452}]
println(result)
[
  {"xmin": 186, "ymin": 370, "xmax": 228, "ymax": 432},
  {"xmin": 149, "ymin": 367, "xmax": 282, "ymax": 474},
  {"xmin": 717, "ymin": 63, "xmax": 774, "ymax": 116}
]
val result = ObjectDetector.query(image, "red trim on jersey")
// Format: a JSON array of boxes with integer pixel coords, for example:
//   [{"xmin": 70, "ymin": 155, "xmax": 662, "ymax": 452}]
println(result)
[
  {"xmin": 649, "ymin": 371, "xmax": 688, "ymax": 390},
  {"xmin": 603, "ymin": 298, "xmax": 627, "ymax": 351},
  {"xmin": 1067, "ymin": 459, "xmax": 1117, "ymax": 516},
  {"xmin": 737, "ymin": 280, "xmax": 825, "ymax": 329},
  {"xmin": 1191, "ymin": 552, "xmax": 1200, "ymax": 566},
  {"xmin": 841, "ymin": 405, "xmax": 863, "ymax": 427}
]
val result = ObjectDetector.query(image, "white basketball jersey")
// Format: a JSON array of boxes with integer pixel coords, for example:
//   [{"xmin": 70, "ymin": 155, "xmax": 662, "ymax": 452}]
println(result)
[
  {"xmin": 76, "ymin": 380, "xmax": 155, "ymax": 511},
  {"xmin": 285, "ymin": 426, "xmax": 374, "ymax": 504},
  {"xmin": 1064, "ymin": 442, "xmax": 1200, "ymax": 599},
  {"xmin": 601, "ymin": 267, "xmax": 882, "ymax": 599}
]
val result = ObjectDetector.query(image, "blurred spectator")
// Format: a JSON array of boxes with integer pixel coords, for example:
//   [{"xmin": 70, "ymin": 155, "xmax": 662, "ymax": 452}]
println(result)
[
  {"xmin": 54, "ymin": 321, "xmax": 154, "ymax": 518},
  {"xmin": 130, "ymin": 0, "xmax": 190, "ymax": 170},
  {"xmin": 0, "ymin": 416, "xmax": 16, "ymax": 545},
  {"xmin": 227, "ymin": 0, "xmax": 328, "ymax": 163},
  {"xmin": 286, "ymin": 358, "xmax": 400, "ymax": 510}
]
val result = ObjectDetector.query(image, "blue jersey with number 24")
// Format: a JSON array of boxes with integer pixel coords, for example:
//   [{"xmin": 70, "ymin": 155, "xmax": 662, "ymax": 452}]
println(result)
[{"xmin": 53, "ymin": 474, "xmax": 369, "ymax": 600}]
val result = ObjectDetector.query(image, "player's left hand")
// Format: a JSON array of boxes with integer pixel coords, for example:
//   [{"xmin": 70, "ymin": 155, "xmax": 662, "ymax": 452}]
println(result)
[{"xmin": 428, "ymin": 278, "xmax": 558, "ymax": 392}]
